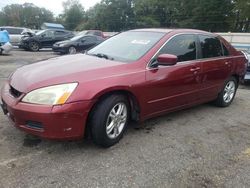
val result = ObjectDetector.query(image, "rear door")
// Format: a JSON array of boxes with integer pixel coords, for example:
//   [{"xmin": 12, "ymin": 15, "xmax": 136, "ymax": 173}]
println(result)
[
  {"xmin": 198, "ymin": 35, "xmax": 231, "ymax": 99},
  {"xmin": 145, "ymin": 34, "xmax": 203, "ymax": 117}
]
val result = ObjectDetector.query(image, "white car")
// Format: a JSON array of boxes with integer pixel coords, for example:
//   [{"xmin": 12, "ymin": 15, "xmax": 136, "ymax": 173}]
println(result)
[{"xmin": 0, "ymin": 26, "xmax": 33, "ymax": 46}]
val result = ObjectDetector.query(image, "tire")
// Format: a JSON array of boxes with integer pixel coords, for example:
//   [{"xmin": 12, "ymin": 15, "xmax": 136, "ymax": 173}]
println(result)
[
  {"xmin": 90, "ymin": 94, "xmax": 130, "ymax": 148},
  {"xmin": 68, "ymin": 46, "xmax": 77, "ymax": 54},
  {"xmin": 215, "ymin": 77, "xmax": 238, "ymax": 107},
  {"xmin": 29, "ymin": 41, "xmax": 39, "ymax": 52}
]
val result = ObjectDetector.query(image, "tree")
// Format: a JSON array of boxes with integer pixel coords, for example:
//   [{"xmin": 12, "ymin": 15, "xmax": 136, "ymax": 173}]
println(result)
[
  {"xmin": 61, "ymin": 0, "xmax": 85, "ymax": 30},
  {"xmin": 0, "ymin": 3, "xmax": 54, "ymax": 29},
  {"xmin": 233, "ymin": 0, "xmax": 250, "ymax": 31}
]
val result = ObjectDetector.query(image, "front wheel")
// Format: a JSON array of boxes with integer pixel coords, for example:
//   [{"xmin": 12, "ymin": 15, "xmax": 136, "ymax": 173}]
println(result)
[
  {"xmin": 215, "ymin": 77, "xmax": 237, "ymax": 107},
  {"xmin": 68, "ymin": 46, "xmax": 77, "ymax": 54},
  {"xmin": 29, "ymin": 41, "xmax": 39, "ymax": 52},
  {"xmin": 90, "ymin": 94, "xmax": 130, "ymax": 147}
]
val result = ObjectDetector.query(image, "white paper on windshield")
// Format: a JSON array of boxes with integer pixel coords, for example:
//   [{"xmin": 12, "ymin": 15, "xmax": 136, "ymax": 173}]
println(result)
[{"xmin": 131, "ymin": 40, "xmax": 150, "ymax": 45}]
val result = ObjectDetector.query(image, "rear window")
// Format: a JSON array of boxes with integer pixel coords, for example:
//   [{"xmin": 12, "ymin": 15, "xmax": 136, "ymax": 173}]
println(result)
[{"xmin": 199, "ymin": 35, "xmax": 223, "ymax": 58}]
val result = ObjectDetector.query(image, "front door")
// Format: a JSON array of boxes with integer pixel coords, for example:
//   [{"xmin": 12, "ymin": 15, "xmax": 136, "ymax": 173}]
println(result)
[{"xmin": 143, "ymin": 34, "xmax": 203, "ymax": 118}]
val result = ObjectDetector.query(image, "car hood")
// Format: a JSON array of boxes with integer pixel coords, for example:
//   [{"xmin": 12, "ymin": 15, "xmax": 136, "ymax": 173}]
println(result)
[
  {"xmin": 10, "ymin": 54, "xmax": 133, "ymax": 93},
  {"xmin": 55, "ymin": 40, "xmax": 71, "ymax": 45}
]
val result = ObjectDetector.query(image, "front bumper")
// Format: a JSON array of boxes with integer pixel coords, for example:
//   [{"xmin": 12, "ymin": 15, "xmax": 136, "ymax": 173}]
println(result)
[{"xmin": 1, "ymin": 82, "xmax": 93, "ymax": 140}]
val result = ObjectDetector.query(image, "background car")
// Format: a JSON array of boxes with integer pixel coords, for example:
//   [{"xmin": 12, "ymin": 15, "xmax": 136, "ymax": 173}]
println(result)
[
  {"xmin": 19, "ymin": 29, "xmax": 74, "ymax": 51},
  {"xmin": 0, "ymin": 26, "xmax": 33, "ymax": 46},
  {"xmin": 77, "ymin": 30, "xmax": 105, "ymax": 38},
  {"xmin": 52, "ymin": 35, "xmax": 104, "ymax": 54}
]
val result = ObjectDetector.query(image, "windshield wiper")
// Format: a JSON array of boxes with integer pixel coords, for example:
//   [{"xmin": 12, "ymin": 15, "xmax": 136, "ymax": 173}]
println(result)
[{"xmin": 91, "ymin": 53, "xmax": 114, "ymax": 60}]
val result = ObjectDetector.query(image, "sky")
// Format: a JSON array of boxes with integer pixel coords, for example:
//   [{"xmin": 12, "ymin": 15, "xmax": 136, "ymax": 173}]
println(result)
[{"xmin": 0, "ymin": 0, "xmax": 101, "ymax": 15}]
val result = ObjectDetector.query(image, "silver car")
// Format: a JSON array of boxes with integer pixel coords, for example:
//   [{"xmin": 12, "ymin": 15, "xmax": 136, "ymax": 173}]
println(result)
[{"xmin": 0, "ymin": 26, "xmax": 33, "ymax": 46}]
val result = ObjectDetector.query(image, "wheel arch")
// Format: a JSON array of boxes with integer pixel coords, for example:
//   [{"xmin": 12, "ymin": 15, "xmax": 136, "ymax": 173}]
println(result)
[
  {"xmin": 84, "ymin": 88, "xmax": 141, "ymax": 138},
  {"xmin": 92, "ymin": 88, "xmax": 141, "ymax": 121},
  {"xmin": 231, "ymin": 74, "xmax": 240, "ymax": 86}
]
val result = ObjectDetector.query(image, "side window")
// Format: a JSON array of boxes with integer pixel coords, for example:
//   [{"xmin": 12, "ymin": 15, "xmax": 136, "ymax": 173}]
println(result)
[
  {"xmin": 44, "ymin": 30, "xmax": 54, "ymax": 38},
  {"xmin": 199, "ymin": 35, "xmax": 223, "ymax": 58},
  {"xmin": 158, "ymin": 34, "xmax": 197, "ymax": 62},
  {"xmin": 84, "ymin": 36, "xmax": 96, "ymax": 44},
  {"xmin": 4, "ymin": 28, "xmax": 22, "ymax": 34},
  {"xmin": 5, "ymin": 28, "xmax": 13, "ymax": 34},
  {"xmin": 55, "ymin": 30, "xmax": 65, "ymax": 36},
  {"xmin": 222, "ymin": 43, "xmax": 230, "ymax": 56}
]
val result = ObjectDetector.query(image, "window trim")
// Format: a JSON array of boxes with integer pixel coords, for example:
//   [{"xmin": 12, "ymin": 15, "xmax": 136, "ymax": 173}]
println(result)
[{"xmin": 220, "ymin": 41, "xmax": 230, "ymax": 56}]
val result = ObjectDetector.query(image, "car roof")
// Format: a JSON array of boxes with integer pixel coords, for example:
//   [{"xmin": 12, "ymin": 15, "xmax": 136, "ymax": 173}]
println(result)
[
  {"xmin": 43, "ymin": 29, "xmax": 72, "ymax": 32},
  {"xmin": 130, "ymin": 28, "xmax": 215, "ymax": 36}
]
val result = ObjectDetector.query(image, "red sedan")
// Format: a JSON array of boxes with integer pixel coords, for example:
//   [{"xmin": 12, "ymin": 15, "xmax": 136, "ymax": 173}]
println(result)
[{"xmin": 0, "ymin": 29, "xmax": 247, "ymax": 147}]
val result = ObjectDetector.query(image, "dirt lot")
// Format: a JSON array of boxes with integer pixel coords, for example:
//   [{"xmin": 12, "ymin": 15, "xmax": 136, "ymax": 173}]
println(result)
[{"xmin": 1, "ymin": 49, "xmax": 250, "ymax": 188}]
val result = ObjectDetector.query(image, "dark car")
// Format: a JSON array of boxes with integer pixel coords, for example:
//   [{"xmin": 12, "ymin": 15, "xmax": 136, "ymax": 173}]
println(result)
[
  {"xmin": 52, "ymin": 35, "xmax": 104, "ymax": 54},
  {"xmin": 1, "ymin": 29, "xmax": 247, "ymax": 147},
  {"xmin": 19, "ymin": 29, "xmax": 74, "ymax": 51}
]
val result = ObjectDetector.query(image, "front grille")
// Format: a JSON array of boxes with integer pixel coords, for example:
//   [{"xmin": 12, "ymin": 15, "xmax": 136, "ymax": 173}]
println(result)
[{"xmin": 9, "ymin": 86, "xmax": 22, "ymax": 98}]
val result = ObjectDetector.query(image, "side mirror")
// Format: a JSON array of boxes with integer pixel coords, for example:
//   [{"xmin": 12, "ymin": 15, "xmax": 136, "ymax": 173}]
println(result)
[{"xmin": 157, "ymin": 54, "xmax": 178, "ymax": 66}]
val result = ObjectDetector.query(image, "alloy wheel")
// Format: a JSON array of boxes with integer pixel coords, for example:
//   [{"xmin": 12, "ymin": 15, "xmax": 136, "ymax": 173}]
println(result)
[
  {"xmin": 223, "ymin": 80, "xmax": 236, "ymax": 103},
  {"xmin": 106, "ymin": 102, "xmax": 127, "ymax": 139}
]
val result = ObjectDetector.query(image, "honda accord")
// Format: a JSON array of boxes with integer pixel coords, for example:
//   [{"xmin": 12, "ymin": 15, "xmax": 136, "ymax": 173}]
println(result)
[{"xmin": 0, "ymin": 29, "xmax": 247, "ymax": 147}]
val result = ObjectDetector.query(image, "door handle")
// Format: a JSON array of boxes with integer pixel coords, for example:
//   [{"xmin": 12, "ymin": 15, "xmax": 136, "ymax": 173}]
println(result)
[{"xmin": 190, "ymin": 67, "xmax": 201, "ymax": 72}]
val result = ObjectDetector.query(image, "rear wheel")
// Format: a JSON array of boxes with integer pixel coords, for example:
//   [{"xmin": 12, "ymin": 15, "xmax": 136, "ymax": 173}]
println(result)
[
  {"xmin": 29, "ymin": 41, "xmax": 39, "ymax": 52},
  {"xmin": 90, "ymin": 94, "xmax": 130, "ymax": 147},
  {"xmin": 215, "ymin": 77, "xmax": 237, "ymax": 107}
]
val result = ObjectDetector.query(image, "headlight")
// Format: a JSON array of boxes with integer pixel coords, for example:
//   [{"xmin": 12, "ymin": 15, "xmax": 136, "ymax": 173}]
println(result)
[{"xmin": 22, "ymin": 83, "xmax": 78, "ymax": 105}]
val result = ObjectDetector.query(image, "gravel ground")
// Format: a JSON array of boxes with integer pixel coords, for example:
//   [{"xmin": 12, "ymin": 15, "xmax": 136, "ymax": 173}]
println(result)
[{"xmin": 0, "ymin": 49, "xmax": 250, "ymax": 188}]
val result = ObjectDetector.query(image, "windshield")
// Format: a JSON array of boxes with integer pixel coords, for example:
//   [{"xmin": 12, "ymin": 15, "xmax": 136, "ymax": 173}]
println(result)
[
  {"xmin": 70, "ymin": 35, "xmax": 83, "ymax": 41},
  {"xmin": 88, "ymin": 31, "xmax": 165, "ymax": 62},
  {"xmin": 36, "ymin": 30, "xmax": 45, "ymax": 36}
]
